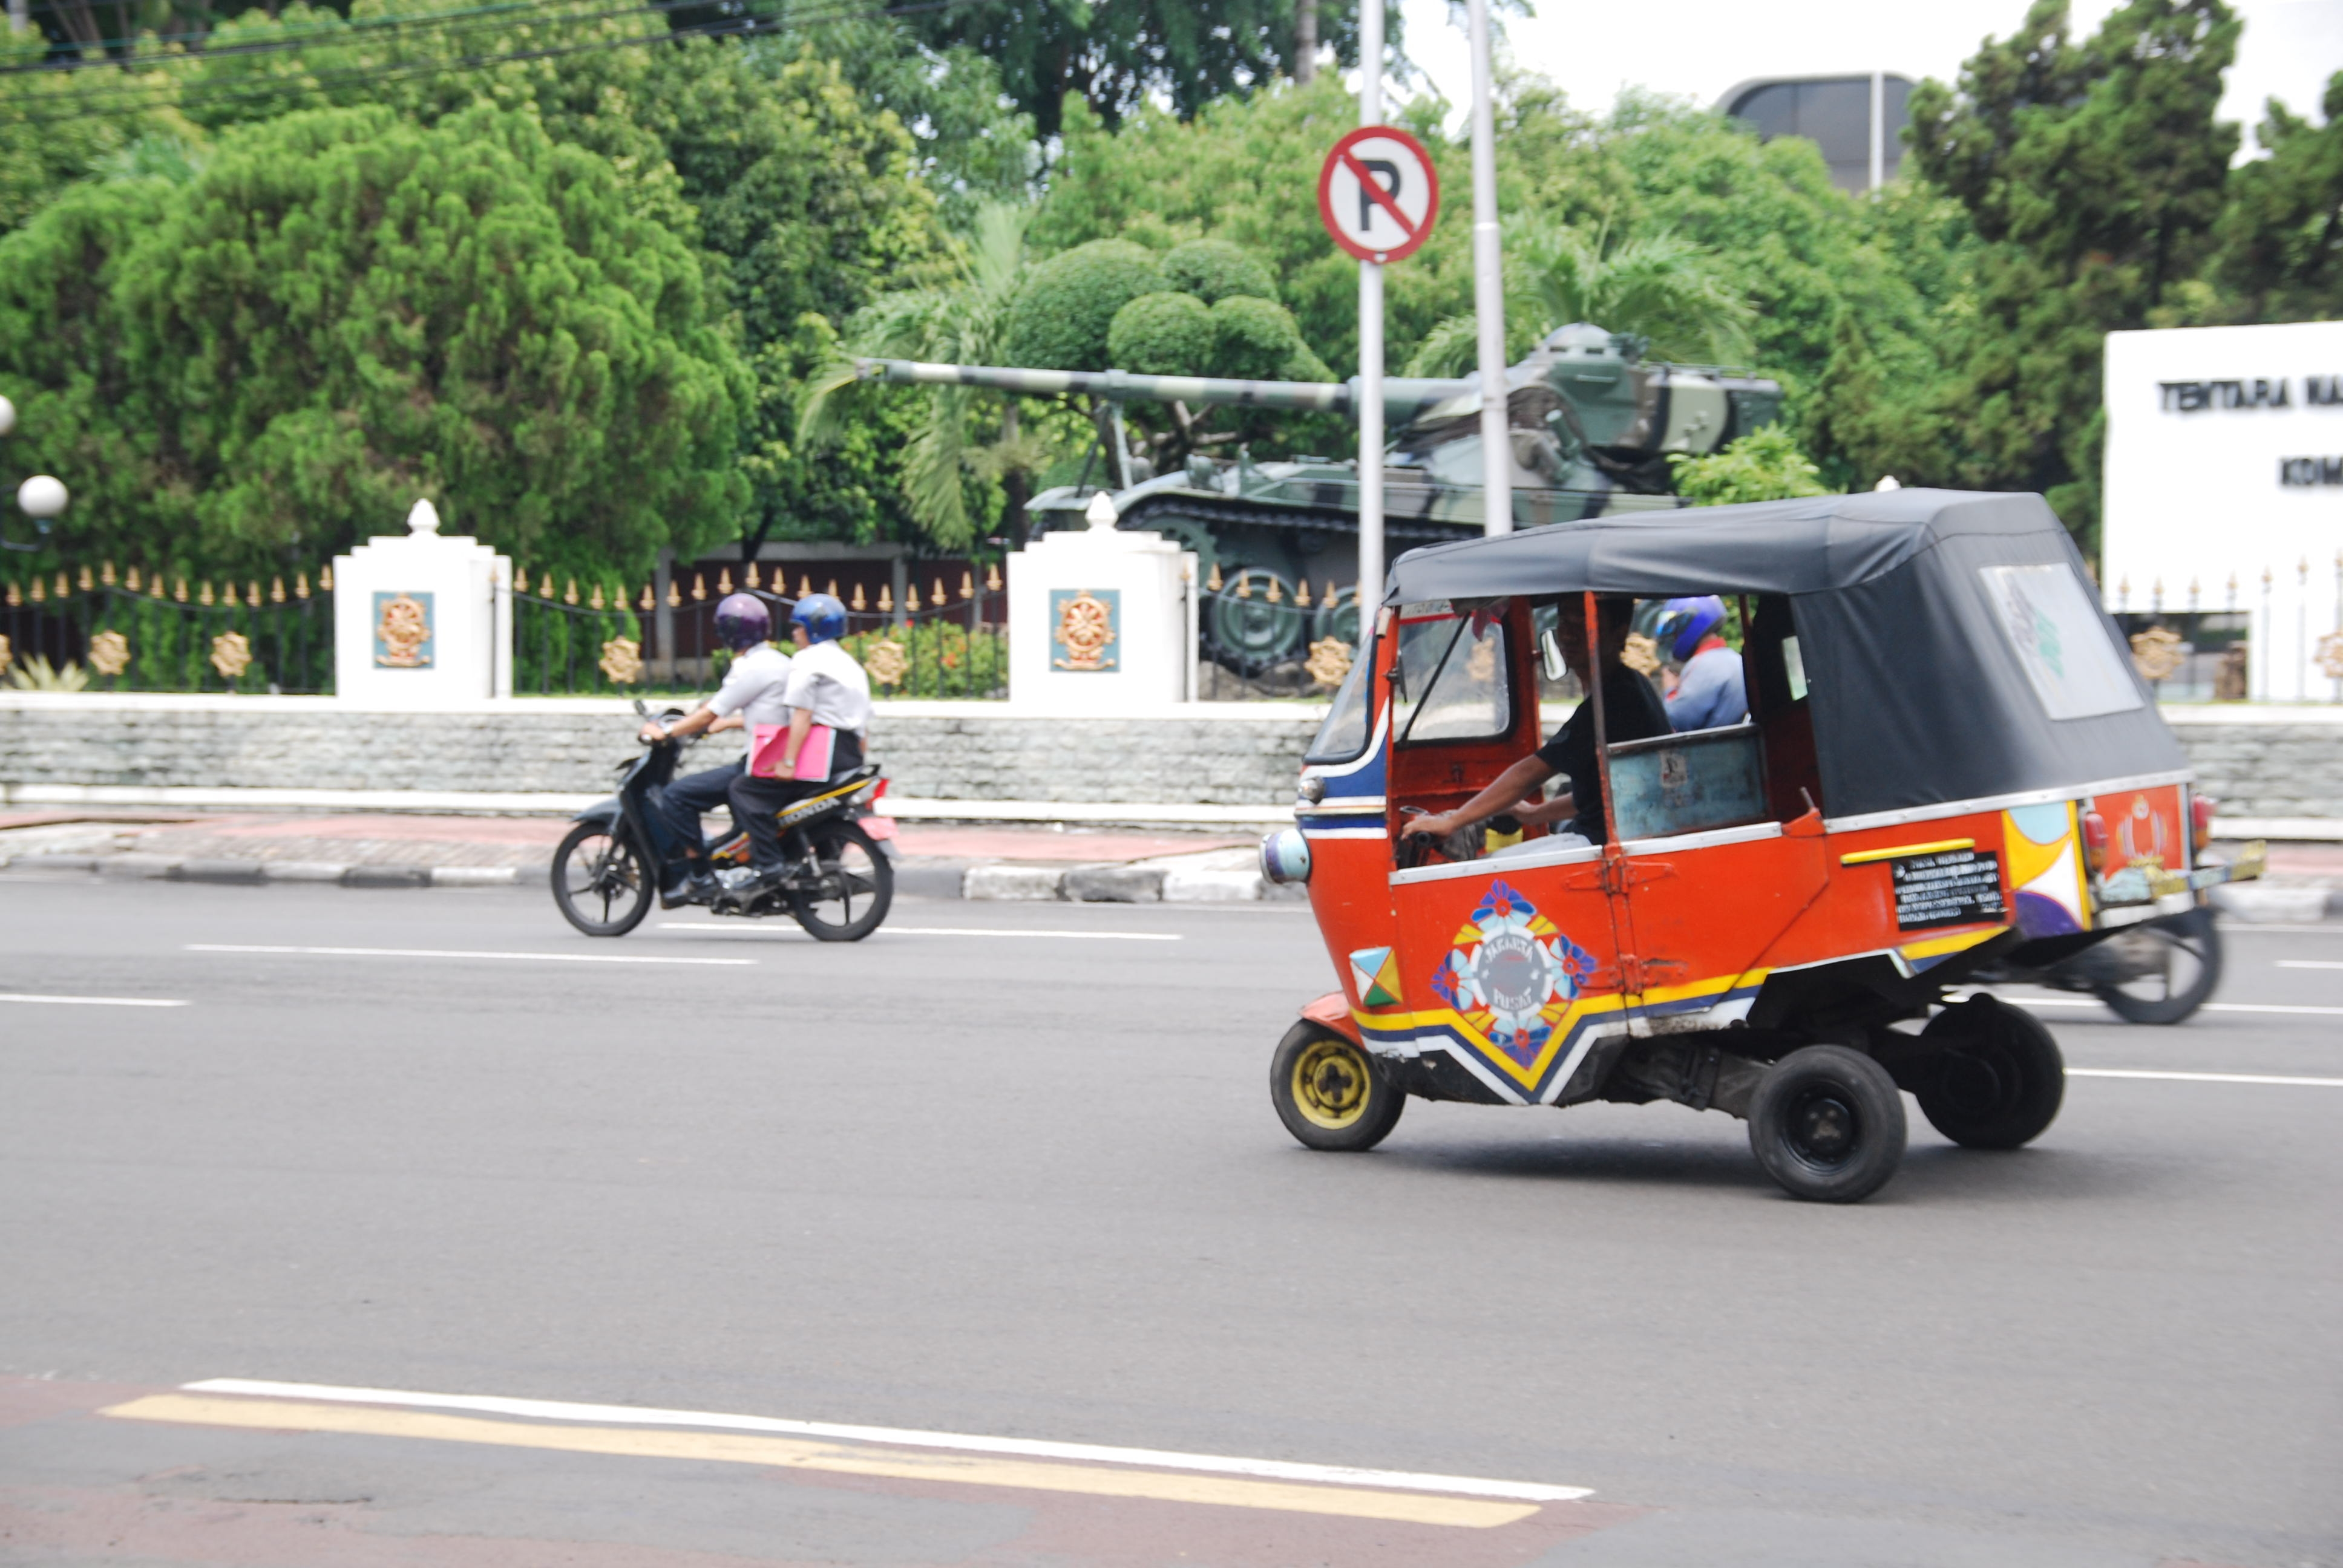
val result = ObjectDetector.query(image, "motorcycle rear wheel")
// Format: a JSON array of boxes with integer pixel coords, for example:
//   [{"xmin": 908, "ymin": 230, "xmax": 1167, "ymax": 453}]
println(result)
[
  {"xmin": 788, "ymin": 819, "xmax": 893, "ymax": 942},
  {"xmin": 552, "ymin": 820, "xmax": 654, "ymax": 937},
  {"xmin": 2091, "ymin": 906, "xmax": 2221, "ymax": 1024}
]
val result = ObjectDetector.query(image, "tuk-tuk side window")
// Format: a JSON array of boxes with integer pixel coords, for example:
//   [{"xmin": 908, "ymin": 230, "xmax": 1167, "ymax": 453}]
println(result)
[
  {"xmin": 1392, "ymin": 604, "xmax": 1511, "ymax": 745},
  {"xmin": 1303, "ymin": 644, "xmax": 1374, "ymax": 763},
  {"xmin": 1982, "ymin": 564, "xmax": 2145, "ymax": 719}
]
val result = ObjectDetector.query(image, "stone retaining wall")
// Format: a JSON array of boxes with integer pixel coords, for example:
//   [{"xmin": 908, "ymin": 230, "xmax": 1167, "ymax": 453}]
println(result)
[{"xmin": 1, "ymin": 697, "xmax": 2334, "ymax": 815}]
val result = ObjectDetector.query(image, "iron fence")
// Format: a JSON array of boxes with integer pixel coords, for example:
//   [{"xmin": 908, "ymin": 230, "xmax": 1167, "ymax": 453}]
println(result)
[
  {"xmin": 1194, "ymin": 567, "xmax": 1360, "ymax": 697},
  {"xmin": 0, "ymin": 563, "xmax": 331, "ymax": 692}
]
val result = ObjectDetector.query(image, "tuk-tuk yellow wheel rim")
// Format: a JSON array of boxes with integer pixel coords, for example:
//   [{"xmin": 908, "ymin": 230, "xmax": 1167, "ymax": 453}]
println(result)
[{"xmin": 1291, "ymin": 1037, "xmax": 1375, "ymax": 1130}]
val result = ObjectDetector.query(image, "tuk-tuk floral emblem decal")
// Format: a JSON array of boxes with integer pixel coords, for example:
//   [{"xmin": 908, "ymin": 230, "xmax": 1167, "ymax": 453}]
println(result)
[{"xmin": 1429, "ymin": 880, "xmax": 1598, "ymax": 1067}]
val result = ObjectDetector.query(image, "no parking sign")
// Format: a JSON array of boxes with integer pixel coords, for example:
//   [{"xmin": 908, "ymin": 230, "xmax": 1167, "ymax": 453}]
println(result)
[{"xmin": 1317, "ymin": 125, "xmax": 1440, "ymax": 264}]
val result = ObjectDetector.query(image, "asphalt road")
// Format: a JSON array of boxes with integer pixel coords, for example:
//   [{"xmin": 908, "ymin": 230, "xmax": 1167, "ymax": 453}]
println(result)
[{"xmin": 1, "ymin": 877, "xmax": 2337, "ymax": 1567}]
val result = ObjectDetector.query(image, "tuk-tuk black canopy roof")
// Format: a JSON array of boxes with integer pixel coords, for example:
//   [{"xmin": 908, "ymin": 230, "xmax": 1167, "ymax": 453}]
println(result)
[{"xmin": 1385, "ymin": 489, "xmax": 2189, "ymax": 822}]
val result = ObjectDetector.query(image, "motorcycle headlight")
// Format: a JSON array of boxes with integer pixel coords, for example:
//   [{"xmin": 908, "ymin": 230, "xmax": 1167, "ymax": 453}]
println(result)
[{"xmin": 1259, "ymin": 826, "xmax": 1312, "ymax": 886}]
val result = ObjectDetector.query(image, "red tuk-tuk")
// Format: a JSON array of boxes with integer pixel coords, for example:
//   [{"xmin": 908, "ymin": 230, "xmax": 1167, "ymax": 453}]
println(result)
[{"xmin": 1257, "ymin": 489, "xmax": 2265, "ymax": 1201}]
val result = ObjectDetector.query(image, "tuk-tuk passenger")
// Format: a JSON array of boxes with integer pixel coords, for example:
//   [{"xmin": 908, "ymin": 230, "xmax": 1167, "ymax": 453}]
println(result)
[
  {"xmin": 1655, "ymin": 595, "xmax": 1748, "ymax": 732},
  {"xmin": 1407, "ymin": 595, "xmax": 1668, "ymax": 850}
]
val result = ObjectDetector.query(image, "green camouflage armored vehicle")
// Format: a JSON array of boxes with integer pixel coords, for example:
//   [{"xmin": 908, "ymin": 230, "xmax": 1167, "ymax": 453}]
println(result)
[{"xmin": 857, "ymin": 322, "xmax": 1781, "ymax": 673}]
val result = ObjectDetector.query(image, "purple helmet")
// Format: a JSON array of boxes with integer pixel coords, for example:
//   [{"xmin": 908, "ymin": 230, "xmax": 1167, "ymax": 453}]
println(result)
[
  {"xmin": 713, "ymin": 592, "xmax": 772, "ymax": 652},
  {"xmin": 1656, "ymin": 595, "xmax": 1726, "ymax": 662}
]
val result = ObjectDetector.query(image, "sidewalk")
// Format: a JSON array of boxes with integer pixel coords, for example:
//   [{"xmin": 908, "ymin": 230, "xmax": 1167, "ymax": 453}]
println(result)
[{"xmin": 0, "ymin": 809, "xmax": 1269, "ymax": 901}]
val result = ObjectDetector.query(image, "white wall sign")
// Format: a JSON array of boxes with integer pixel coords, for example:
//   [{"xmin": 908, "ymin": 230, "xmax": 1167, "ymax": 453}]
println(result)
[{"xmin": 2102, "ymin": 320, "xmax": 2343, "ymax": 700}]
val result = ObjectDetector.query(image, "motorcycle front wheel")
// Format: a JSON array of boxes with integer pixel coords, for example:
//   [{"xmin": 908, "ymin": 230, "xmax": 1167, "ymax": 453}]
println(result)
[
  {"xmin": 2092, "ymin": 906, "xmax": 2222, "ymax": 1024},
  {"xmin": 551, "ymin": 820, "xmax": 654, "ymax": 937},
  {"xmin": 789, "ymin": 819, "xmax": 893, "ymax": 942}
]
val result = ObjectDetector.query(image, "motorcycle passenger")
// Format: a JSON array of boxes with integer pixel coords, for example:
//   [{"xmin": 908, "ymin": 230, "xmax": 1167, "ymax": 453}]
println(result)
[
  {"xmin": 726, "ymin": 593, "xmax": 873, "ymax": 896},
  {"xmin": 637, "ymin": 592, "xmax": 791, "ymax": 907},
  {"xmin": 1406, "ymin": 595, "xmax": 1667, "ymax": 850},
  {"xmin": 1655, "ymin": 595, "xmax": 1747, "ymax": 733}
]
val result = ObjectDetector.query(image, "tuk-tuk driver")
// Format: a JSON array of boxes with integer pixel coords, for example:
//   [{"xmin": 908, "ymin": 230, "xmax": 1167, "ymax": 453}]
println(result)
[{"xmin": 1406, "ymin": 595, "xmax": 1669, "ymax": 849}]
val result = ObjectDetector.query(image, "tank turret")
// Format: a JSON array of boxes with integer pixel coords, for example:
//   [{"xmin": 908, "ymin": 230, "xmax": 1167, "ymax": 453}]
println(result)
[{"xmin": 855, "ymin": 325, "xmax": 1782, "ymax": 677}]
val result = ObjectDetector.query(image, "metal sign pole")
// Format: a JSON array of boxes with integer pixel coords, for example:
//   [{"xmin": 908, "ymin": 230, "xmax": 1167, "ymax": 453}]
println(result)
[
  {"xmin": 1356, "ymin": 0, "xmax": 1385, "ymax": 646},
  {"xmin": 1466, "ymin": 0, "xmax": 1510, "ymax": 536}
]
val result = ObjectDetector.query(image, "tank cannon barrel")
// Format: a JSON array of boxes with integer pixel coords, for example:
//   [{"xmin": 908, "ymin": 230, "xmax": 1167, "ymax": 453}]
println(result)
[{"xmin": 853, "ymin": 359, "xmax": 1470, "ymax": 423}]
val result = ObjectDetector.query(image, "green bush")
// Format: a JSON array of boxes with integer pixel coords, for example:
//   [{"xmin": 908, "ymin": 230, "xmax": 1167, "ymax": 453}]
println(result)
[
  {"xmin": 1209, "ymin": 295, "xmax": 1327, "ymax": 382},
  {"xmin": 845, "ymin": 619, "xmax": 1006, "ymax": 699},
  {"xmin": 1161, "ymin": 237, "xmax": 1277, "ymax": 304},
  {"xmin": 1667, "ymin": 426, "xmax": 1834, "ymax": 506},
  {"xmin": 1003, "ymin": 239, "xmax": 1165, "ymax": 370},
  {"xmin": 1109, "ymin": 292, "xmax": 1216, "ymax": 376}
]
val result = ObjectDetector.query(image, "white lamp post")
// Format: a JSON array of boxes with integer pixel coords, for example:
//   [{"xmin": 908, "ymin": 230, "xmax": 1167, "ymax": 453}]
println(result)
[{"xmin": 0, "ymin": 392, "xmax": 69, "ymax": 551}]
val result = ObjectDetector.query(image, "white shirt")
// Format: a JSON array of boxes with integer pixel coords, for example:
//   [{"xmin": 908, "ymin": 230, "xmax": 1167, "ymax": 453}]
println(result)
[
  {"xmin": 705, "ymin": 643, "xmax": 793, "ymax": 730},
  {"xmin": 782, "ymin": 639, "xmax": 872, "ymax": 734}
]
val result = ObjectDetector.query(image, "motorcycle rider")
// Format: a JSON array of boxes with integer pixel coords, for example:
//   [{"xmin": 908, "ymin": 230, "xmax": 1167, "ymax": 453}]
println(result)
[
  {"xmin": 1654, "ymin": 594, "xmax": 1747, "ymax": 733},
  {"xmin": 636, "ymin": 591, "xmax": 791, "ymax": 907},
  {"xmin": 726, "ymin": 592, "xmax": 873, "ymax": 897}
]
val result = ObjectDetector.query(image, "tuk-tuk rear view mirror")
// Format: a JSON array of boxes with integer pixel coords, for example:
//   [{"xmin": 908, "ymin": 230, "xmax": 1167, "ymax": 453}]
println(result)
[
  {"xmin": 1783, "ymin": 636, "xmax": 1809, "ymax": 702},
  {"xmin": 1539, "ymin": 627, "xmax": 1567, "ymax": 684}
]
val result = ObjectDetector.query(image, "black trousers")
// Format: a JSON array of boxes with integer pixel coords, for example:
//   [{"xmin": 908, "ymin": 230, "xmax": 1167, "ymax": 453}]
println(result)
[
  {"xmin": 728, "ymin": 732, "xmax": 863, "ymax": 869},
  {"xmin": 658, "ymin": 759, "xmax": 742, "ymax": 867}
]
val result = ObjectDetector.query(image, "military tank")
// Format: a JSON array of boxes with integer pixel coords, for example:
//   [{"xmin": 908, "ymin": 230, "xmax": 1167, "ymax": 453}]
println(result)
[{"xmin": 857, "ymin": 322, "xmax": 1781, "ymax": 673}]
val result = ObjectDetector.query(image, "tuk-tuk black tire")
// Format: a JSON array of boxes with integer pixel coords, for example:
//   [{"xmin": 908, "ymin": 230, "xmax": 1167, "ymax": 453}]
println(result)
[
  {"xmin": 2091, "ymin": 906, "xmax": 2222, "ymax": 1025},
  {"xmin": 1270, "ymin": 1021, "xmax": 1404, "ymax": 1152},
  {"xmin": 1916, "ymin": 995, "xmax": 2065, "ymax": 1149},
  {"xmin": 551, "ymin": 819, "xmax": 654, "ymax": 938},
  {"xmin": 1747, "ymin": 1045, "xmax": 1907, "ymax": 1203}
]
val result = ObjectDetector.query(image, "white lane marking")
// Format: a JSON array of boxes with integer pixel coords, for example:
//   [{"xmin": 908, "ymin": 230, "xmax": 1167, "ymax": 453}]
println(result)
[
  {"xmin": 2220, "ymin": 923, "xmax": 2343, "ymax": 935},
  {"xmin": 182, "ymin": 1379, "xmax": 1589, "ymax": 1503},
  {"xmin": 0, "ymin": 992, "xmax": 190, "ymax": 1007},
  {"xmin": 2276, "ymin": 960, "xmax": 2343, "ymax": 970},
  {"xmin": 1971, "ymin": 994, "xmax": 2343, "ymax": 1018},
  {"xmin": 186, "ymin": 944, "xmax": 752, "ymax": 967},
  {"xmin": 655, "ymin": 922, "xmax": 1180, "ymax": 942},
  {"xmin": 2070, "ymin": 1068, "xmax": 2343, "ymax": 1087}
]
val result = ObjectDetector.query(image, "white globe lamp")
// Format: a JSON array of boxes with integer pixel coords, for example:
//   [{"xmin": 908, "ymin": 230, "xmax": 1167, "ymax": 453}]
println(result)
[
  {"xmin": 0, "ymin": 395, "xmax": 15, "ymax": 437},
  {"xmin": 18, "ymin": 473, "xmax": 67, "ymax": 520}
]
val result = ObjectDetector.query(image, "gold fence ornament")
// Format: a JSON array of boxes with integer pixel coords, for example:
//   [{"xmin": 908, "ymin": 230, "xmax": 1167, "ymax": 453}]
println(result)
[
  {"xmin": 799, "ymin": 575, "xmax": 813, "ymax": 596},
  {"xmin": 690, "ymin": 575, "xmax": 706, "ymax": 601},
  {"xmin": 1234, "ymin": 574, "xmax": 1252, "ymax": 599},
  {"xmin": 270, "ymin": 577, "xmax": 285, "ymax": 604},
  {"xmin": 209, "ymin": 631, "xmax": 254, "ymax": 680},
  {"xmin": 221, "ymin": 582, "xmax": 238, "ymax": 608},
  {"xmin": 960, "ymin": 570, "xmax": 974, "ymax": 600},
  {"xmin": 564, "ymin": 580, "xmax": 579, "ymax": 606},
  {"xmin": 826, "ymin": 578, "xmax": 839, "ymax": 598},
  {"xmin": 932, "ymin": 578, "xmax": 946, "ymax": 607},
  {"xmin": 194, "ymin": 581, "xmax": 211, "ymax": 607},
  {"xmin": 589, "ymin": 583, "xmax": 605, "ymax": 611},
  {"xmin": 173, "ymin": 578, "xmax": 188, "ymax": 603},
  {"xmin": 54, "ymin": 571, "xmax": 68, "ymax": 598},
  {"xmin": 717, "ymin": 567, "xmax": 733, "ymax": 596},
  {"xmin": 28, "ymin": 577, "xmax": 44, "ymax": 604},
  {"xmin": 746, "ymin": 562, "xmax": 760, "ymax": 589},
  {"xmin": 598, "ymin": 637, "xmax": 645, "ymax": 685},
  {"xmin": 126, "ymin": 566, "xmax": 142, "ymax": 592},
  {"xmin": 0, "ymin": 633, "xmax": 11, "ymax": 675},
  {"xmin": 639, "ymin": 585, "xmax": 655, "ymax": 612},
  {"xmin": 877, "ymin": 584, "xmax": 893, "ymax": 613},
  {"xmin": 850, "ymin": 582, "xmax": 867, "ymax": 611},
  {"xmin": 292, "ymin": 571, "xmax": 307, "ymax": 599},
  {"xmin": 4, "ymin": 581, "xmax": 18, "ymax": 607},
  {"xmin": 1296, "ymin": 579, "xmax": 1314, "ymax": 607},
  {"xmin": 2129, "ymin": 625, "xmax": 2186, "ymax": 682},
  {"xmin": 87, "ymin": 630, "xmax": 130, "ymax": 677},
  {"xmin": 2317, "ymin": 632, "xmax": 2343, "ymax": 682},
  {"xmin": 318, "ymin": 564, "xmax": 333, "ymax": 591},
  {"xmin": 99, "ymin": 563, "xmax": 114, "ymax": 587},
  {"xmin": 667, "ymin": 580, "xmax": 681, "ymax": 608},
  {"xmin": 1621, "ymin": 631, "xmax": 1662, "ymax": 677},
  {"xmin": 1265, "ymin": 577, "xmax": 1283, "ymax": 604},
  {"xmin": 1207, "ymin": 563, "xmax": 1223, "ymax": 591},
  {"xmin": 1305, "ymin": 635, "xmax": 1353, "ymax": 691},
  {"xmin": 986, "ymin": 562, "xmax": 1003, "ymax": 592},
  {"xmin": 865, "ymin": 638, "xmax": 910, "ymax": 688}
]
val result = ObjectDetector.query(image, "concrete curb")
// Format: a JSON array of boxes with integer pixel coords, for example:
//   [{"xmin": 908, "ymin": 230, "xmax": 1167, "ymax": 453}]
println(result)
[{"xmin": 0, "ymin": 853, "xmax": 546, "ymax": 889}]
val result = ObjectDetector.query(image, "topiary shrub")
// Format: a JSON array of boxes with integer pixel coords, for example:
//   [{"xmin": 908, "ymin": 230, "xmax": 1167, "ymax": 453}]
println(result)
[
  {"xmin": 1161, "ymin": 237, "xmax": 1278, "ymax": 305},
  {"xmin": 1108, "ymin": 291, "xmax": 1216, "ymax": 375},
  {"xmin": 1003, "ymin": 240, "xmax": 1167, "ymax": 371},
  {"xmin": 1208, "ymin": 295, "xmax": 1327, "ymax": 382}
]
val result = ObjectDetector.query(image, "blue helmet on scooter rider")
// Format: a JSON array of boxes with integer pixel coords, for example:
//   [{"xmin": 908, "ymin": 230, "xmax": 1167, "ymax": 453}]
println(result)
[
  {"xmin": 713, "ymin": 592, "xmax": 773, "ymax": 652},
  {"xmin": 1655, "ymin": 595, "xmax": 1727, "ymax": 662},
  {"xmin": 790, "ymin": 592, "xmax": 847, "ymax": 645}
]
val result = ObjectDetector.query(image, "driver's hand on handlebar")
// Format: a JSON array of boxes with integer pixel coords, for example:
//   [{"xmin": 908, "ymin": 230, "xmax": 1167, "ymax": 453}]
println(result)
[
  {"xmin": 636, "ymin": 721, "xmax": 669, "ymax": 744},
  {"xmin": 1406, "ymin": 811, "xmax": 1460, "ymax": 840}
]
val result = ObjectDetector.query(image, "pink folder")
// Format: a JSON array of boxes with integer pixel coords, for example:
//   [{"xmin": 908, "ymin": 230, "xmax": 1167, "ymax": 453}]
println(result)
[{"xmin": 749, "ymin": 723, "xmax": 834, "ymax": 782}]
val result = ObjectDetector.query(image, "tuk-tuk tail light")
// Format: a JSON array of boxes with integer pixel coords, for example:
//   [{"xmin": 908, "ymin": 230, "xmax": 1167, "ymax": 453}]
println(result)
[
  {"xmin": 2192, "ymin": 794, "xmax": 2217, "ymax": 853},
  {"xmin": 2081, "ymin": 810, "xmax": 2110, "ymax": 877}
]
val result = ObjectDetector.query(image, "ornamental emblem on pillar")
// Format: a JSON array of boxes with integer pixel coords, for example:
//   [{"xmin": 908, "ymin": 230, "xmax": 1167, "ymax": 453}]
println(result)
[
  {"xmin": 1050, "ymin": 587, "xmax": 1119, "ymax": 672},
  {"xmin": 373, "ymin": 591, "xmax": 434, "ymax": 668}
]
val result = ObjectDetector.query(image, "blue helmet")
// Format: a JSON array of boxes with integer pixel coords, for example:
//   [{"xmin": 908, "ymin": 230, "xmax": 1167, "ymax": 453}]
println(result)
[
  {"xmin": 1656, "ymin": 595, "xmax": 1726, "ymax": 662},
  {"xmin": 712, "ymin": 592, "xmax": 772, "ymax": 652},
  {"xmin": 791, "ymin": 592, "xmax": 847, "ymax": 644}
]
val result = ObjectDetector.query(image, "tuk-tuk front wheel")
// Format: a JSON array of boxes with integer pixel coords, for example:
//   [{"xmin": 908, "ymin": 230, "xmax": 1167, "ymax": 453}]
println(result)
[
  {"xmin": 1916, "ymin": 995, "xmax": 2065, "ymax": 1149},
  {"xmin": 1270, "ymin": 1022, "xmax": 1404, "ymax": 1152},
  {"xmin": 1748, "ymin": 1045, "xmax": 1907, "ymax": 1203}
]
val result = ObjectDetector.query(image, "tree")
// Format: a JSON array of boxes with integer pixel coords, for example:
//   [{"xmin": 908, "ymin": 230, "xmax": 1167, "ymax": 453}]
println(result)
[
  {"xmin": 1901, "ymin": 0, "xmax": 2240, "ymax": 538},
  {"xmin": 1667, "ymin": 427, "xmax": 1835, "ymax": 506},
  {"xmin": 0, "ymin": 104, "xmax": 749, "ymax": 581},
  {"xmin": 2212, "ymin": 71, "xmax": 2343, "ymax": 322},
  {"xmin": 1403, "ymin": 221, "xmax": 1755, "ymax": 376},
  {"xmin": 902, "ymin": 0, "xmax": 1372, "ymax": 139}
]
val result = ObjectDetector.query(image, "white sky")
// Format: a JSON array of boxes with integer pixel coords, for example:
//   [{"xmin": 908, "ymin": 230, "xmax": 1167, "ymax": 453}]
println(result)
[{"xmin": 1388, "ymin": 0, "xmax": 2343, "ymax": 154}]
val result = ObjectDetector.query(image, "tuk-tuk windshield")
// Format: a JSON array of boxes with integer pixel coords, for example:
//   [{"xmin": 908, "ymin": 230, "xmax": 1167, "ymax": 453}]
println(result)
[
  {"xmin": 1391, "ymin": 603, "xmax": 1509, "ymax": 744},
  {"xmin": 1303, "ymin": 647, "xmax": 1374, "ymax": 763}
]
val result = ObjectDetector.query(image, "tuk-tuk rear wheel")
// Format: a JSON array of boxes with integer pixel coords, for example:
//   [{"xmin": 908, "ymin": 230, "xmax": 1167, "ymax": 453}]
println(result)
[
  {"xmin": 1748, "ymin": 1045, "xmax": 1907, "ymax": 1203},
  {"xmin": 1270, "ymin": 1021, "xmax": 1404, "ymax": 1152}
]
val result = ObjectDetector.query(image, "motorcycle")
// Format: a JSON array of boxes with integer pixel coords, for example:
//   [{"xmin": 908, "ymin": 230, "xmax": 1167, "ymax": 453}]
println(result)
[
  {"xmin": 1972, "ymin": 905, "xmax": 2223, "ymax": 1024},
  {"xmin": 549, "ymin": 701, "xmax": 894, "ymax": 941}
]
